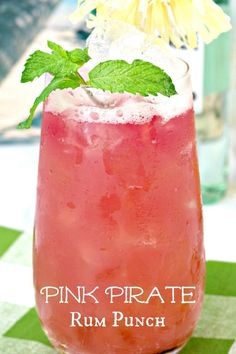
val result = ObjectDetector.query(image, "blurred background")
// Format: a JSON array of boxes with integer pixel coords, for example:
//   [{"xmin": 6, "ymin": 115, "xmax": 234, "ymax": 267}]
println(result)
[{"xmin": 0, "ymin": 0, "xmax": 235, "ymax": 262}]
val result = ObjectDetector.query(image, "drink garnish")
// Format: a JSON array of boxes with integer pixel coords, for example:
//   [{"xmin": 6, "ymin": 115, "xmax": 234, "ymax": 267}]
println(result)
[
  {"xmin": 18, "ymin": 41, "xmax": 176, "ymax": 129},
  {"xmin": 70, "ymin": 0, "xmax": 231, "ymax": 49}
]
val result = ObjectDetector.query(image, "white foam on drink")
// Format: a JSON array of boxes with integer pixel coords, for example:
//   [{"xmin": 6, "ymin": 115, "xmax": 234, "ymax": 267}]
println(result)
[{"xmin": 46, "ymin": 20, "xmax": 193, "ymax": 124}]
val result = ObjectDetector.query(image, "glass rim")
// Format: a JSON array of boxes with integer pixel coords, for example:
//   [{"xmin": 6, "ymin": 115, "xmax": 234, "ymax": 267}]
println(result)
[{"xmin": 174, "ymin": 57, "xmax": 190, "ymax": 81}]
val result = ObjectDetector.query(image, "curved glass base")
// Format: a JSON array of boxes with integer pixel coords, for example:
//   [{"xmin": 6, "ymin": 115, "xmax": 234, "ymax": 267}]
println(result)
[
  {"xmin": 56, "ymin": 343, "xmax": 185, "ymax": 354},
  {"xmin": 56, "ymin": 346, "xmax": 185, "ymax": 354},
  {"xmin": 57, "ymin": 347, "xmax": 185, "ymax": 354},
  {"xmin": 161, "ymin": 344, "xmax": 185, "ymax": 354}
]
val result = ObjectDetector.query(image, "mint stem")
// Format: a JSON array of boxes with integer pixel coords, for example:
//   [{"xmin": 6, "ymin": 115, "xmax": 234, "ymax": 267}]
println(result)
[{"xmin": 77, "ymin": 72, "xmax": 86, "ymax": 85}]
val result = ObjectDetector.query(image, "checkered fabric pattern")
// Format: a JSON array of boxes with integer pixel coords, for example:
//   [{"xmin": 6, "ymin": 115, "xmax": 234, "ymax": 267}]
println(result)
[{"xmin": 0, "ymin": 226, "xmax": 236, "ymax": 354}]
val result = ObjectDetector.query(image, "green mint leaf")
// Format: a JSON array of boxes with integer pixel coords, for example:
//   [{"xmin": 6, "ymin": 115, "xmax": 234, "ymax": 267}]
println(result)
[
  {"xmin": 47, "ymin": 40, "xmax": 68, "ymax": 58},
  {"xmin": 21, "ymin": 50, "xmax": 79, "ymax": 82},
  {"xmin": 88, "ymin": 59, "xmax": 177, "ymax": 97},
  {"xmin": 21, "ymin": 50, "xmax": 54, "ymax": 83},
  {"xmin": 68, "ymin": 48, "xmax": 90, "ymax": 65},
  {"xmin": 18, "ymin": 74, "xmax": 82, "ymax": 129},
  {"xmin": 47, "ymin": 41, "xmax": 90, "ymax": 65},
  {"xmin": 21, "ymin": 41, "xmax": 90, "ymax": 83}
]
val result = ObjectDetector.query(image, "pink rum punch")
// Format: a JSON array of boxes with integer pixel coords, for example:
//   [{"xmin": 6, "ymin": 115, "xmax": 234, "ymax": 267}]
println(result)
[{"xmin": 34, "ymin": 59, "xmax": 205, "ymax": 354}]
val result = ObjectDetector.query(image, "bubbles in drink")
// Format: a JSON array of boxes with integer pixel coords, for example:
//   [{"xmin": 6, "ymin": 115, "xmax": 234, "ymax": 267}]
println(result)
[
  {"xmin": 90, "ymin": 112, "xmax": 100, "ymax": 120},
  {"xmin": 116, "ymin": 110, "xmax": 123, "ymax": 117}
]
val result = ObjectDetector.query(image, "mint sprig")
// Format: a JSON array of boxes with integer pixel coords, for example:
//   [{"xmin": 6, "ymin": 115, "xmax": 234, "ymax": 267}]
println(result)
[{"xmin": 19, "ymin": 41, "xmax": 177, "ymax": 129}]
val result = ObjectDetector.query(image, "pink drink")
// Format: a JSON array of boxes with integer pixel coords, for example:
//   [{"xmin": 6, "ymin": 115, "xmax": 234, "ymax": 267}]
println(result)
[{"xmin": 34, "ymin": 67, "xmax": 205, "ymax": 353}]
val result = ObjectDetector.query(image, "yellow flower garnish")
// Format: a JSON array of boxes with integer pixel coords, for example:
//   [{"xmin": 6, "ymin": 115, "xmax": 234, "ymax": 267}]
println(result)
[{"xmin": 70, "ymin": 0, "xmax": 231, "ymax": 48}]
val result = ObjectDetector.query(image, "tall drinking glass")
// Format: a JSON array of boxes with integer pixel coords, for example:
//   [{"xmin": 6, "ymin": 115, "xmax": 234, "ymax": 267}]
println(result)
[{"xmin": 34, "ymin": 60, "xmax": 205, "ymax": 354}]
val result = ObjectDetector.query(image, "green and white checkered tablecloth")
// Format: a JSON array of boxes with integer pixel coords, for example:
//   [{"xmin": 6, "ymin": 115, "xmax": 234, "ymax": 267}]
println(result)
[{"xmin": 0, "ymin": 226, "xmax": 236, "ymax": 354}]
